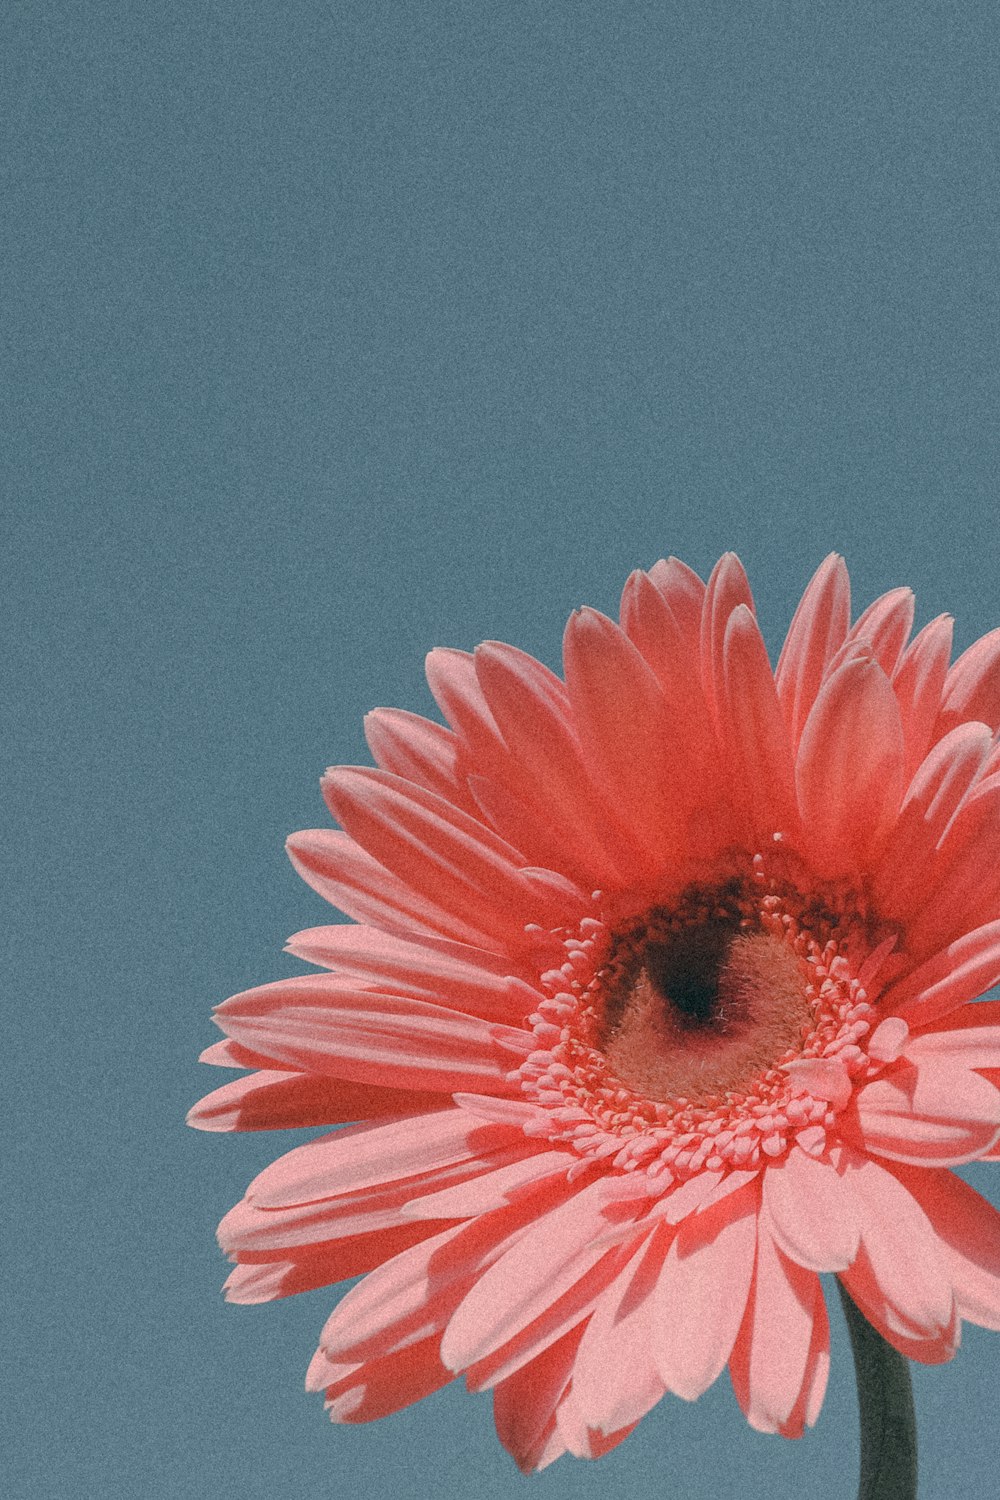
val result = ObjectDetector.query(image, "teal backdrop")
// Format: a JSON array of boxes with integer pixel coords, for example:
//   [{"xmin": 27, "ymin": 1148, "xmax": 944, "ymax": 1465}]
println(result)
[{"xmin": 7, "ymin": 3, "xmax": 1000, "ymax": 1496}]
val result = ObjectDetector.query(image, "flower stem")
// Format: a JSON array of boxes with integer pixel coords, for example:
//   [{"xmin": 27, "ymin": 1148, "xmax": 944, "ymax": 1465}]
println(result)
[{"xmin": 837, "ymin": 1281, "xmax": 918, "ymax": 1500}]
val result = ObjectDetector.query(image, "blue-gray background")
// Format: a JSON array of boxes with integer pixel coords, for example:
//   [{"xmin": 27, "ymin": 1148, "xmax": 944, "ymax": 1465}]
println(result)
[{"xmin": 7, "ymin": 3, "xmax": 1000, "ymax": 1496}]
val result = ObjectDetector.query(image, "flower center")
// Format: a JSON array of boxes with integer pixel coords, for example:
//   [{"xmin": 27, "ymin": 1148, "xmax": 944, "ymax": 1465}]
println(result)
[{"xmin": 598, "ymin": 915, "xmax": 811, "ymax": 1105}]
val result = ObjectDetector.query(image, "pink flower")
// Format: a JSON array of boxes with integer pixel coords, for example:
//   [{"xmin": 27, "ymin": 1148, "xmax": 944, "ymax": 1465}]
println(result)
[{"xmin": 190, "ymin": 553, "xmax": 1000, "ymax": 1471}]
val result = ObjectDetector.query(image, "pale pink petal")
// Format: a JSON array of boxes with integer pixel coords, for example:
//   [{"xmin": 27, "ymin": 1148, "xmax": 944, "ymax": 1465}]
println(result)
[
  {"xmin": 285, "ymin": 922, "xmax": 538, "ymax": 1018},
  {"xmin": 224, "ymin": 1220, "xmax": 441, "ymax": 1304},
  {"xmin": 555, "ymin": 1390, "xmax": 638, "ymax": 1460},
  {"xmin": 363, "ymin": 707, "xmax": 478, "ymax": 815},
  {"xmin": 906, "ymin": 780, "xmax": 1000, "ymax": 955},
  {"xmin": 212, "ymin": 974, "xmax": 526, "ymax": 1094},
  {"xmin": 198, "ymin": 1037, "xmax": 293, "ymax": 1070},
  {"xmin": 838, "ymin": 1155, "xmax": 954, "ymax": 1340},
  {"xmin": 774, "ymin": 553, "xmax": 851, "ymax": 752},
  {"xmin": 472, "ymin": 641, "xmax": 631, "ymax": 886},
  {"xmin": 424, "ymin": 647, "xmax": 508, "ymax": 766},
  {"xmin": 441, "ymin": 1177, "xmax": 644, "ymax": 1373},
  {"xmin": 847, "ymin": 1059, "xmax": 1000, "ymax": 1166},
  {"xmin": 401, "ymin": 1150, "xmax": 573, "ymax": 1220},
  {"xmin": 647, "ymin": 555, "xmax": 706, "ymax": 657},
  {"xmin": 841, "ymin": 586, "xmax": 915, "ymax": 676},
  {"xmin": 795, "ymin": 655, "xmax": 905, "ymax": 875},
  {"xmin": 891, "ymin": 615, "xmax": 954, "ymax": 786},
  {"xmin": 936, "ymin": 627, "xmax": 1000, "ymax": 739},
  {"xmin": 187, "ymin": 1069, "xmax": 442, "ymax": 1132},
  {"xmin": 895, "ymin": 1166, "xmax": 1000, "ymax": 1330},
  {"xmin": 321, "ymin": 768, "xmax": 584, "ymax": 946},
  {"xmin": 720, "ymin": 605, "xmax": 799, "ymax": 840},
  {"xmin": 562, "ymin": 608, "xmax": 682, "ymax": 872},
  {"xmin": 570, "ymin": 1229, "xmax": 667, "ymax": 1434},
  {"xmin": 778, "ymin": 1279, "xmax": 830, "ymax": 1438},
  {"xmin": 881, "ymin": 921, "xmax": 1000, "ymax": 1026},
  {"xmin": 287, "ymin": 828, "xmax": 499, "ymax": 948},
  {"xmin": 652, "ymin": 1180, "xmax": 759, "ymax": 1400},
  {"xmin": 319, "ymin": 1335, "xmax": 452, "ymax": 1422},
  {"xmin": 492, "ymin": 1326, "xmax": 583, "ymax": 1473},
  {"xmin": 728, "ymin": 1206, "xmax": 822, "ymax": 1433},
  {"xmin": 763, "ymin": 1147, "xmax": 860, "ymax": 1271},
  {"xmin": 700, "ymin": 552, "xmax": 755, "ymax": 729}
]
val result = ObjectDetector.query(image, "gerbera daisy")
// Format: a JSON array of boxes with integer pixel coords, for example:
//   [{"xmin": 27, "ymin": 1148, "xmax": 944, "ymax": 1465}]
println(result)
[{"xmin": 190, "ymin": 553, "xmax": 1000, "ymax": 1476}]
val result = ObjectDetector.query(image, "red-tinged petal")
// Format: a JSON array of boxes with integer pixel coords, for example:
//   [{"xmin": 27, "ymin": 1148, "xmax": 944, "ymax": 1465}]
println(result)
[
  {"xmin": 882, "ymin": 922, "xmax": 1000, "ymax": 1026},
  {"xmin": 905, "ymin": 1023, "xmax": 1000, "ymax": 1069},
  {"xmin": 441, "ymin": 1177, "xmax": 643, "ymax": 1374},
  {"xmin": 838, "ymin": 1156, "xmax": 954, "ymax": 1340},
  {"xmin": 492, "ymin": 1326, "xmax": 584, "ymax": 1474},
  {"xmin": 871, "ymin": 722, "xmax": 993, "ymax": 919},
  {"xmin": 321, "ymin": 768, "xmax": 584, "ymax": 947},
  {"xmin": 198, "ymin": 1037, "xmax": 292, "ymax": 1070},
  {"xmin": 795, "ymin": 656, "xmax": 905, "ymax": 876},
  {"xmin": 652, "ymin": 1180, "xmax": 758, "ymax": 1400},
  {"xmin": 936, "ymin": 627, "xmax": 1000, "ymax": 739},
  {"xmin": 847, "ymin": 1061, "xmax": 1000, "ymax": 1167},
  {"xmin": 728, "ymin": 1206, "xmax": 821, "ymax": 1433},
  {"xmin": 320, "ymin": 1335, "xmax": 452, "ymax": 1423},
  {"xmin": 187, "ymin": 1070, "xmax": 443, "ymax": 1132},
  {"xmin": 841, "ymin": 587, "xmax": 915, "ymax": 676},
  {"xmin": 472, "ymin": 641, "xmax": 631, "ymax": 886},
  {"xmin": 774, "ymin": 553, "xmax": 851, "ymax": 752},
  {"xmin": 214, "ymin": 974, "xmax": 525, "ymax": 1094},
  {"xmin": 892, "ymin": 615, "xmax": 954, "ymax": 786},
  {"xmin": 224, "ymin": 1221, "xmax": 443, "ymax": 1304},
  {"xmin": 721, "ymin": 605, "xmax": 799, "ymax": 841},
  {"xmin": 287, "ymin": 828, "xmax": 499, "ymax": 948},
  {"xmin": 562, "ymin": 609, "xmax": 681, "ymax": 872},
  {"xmin": 763, "ymin": 1147, "xmax": 860, "ymax": 1272},
  {"xmin": 246, "ymin": 1108, "xmax": 513, "ymax": 1207},
  {"xmin": 647, "ymin": 555, "xmax": 705, "ymax": 658},
  {"xmin": 363, "ymin": 707, "xmax": 478, "ymax": 815},
  {"xmin": 778, "ymin": 1279, "xmax": 830, "ymax": 1438},
  {"xmin": 895, "ymin": 1167, "xmax": 1000, "ymax": 1331},
  {"xmin": 569, "ymin": 1230, "xmax": 666, "ymax": 1436},
  {"xmin": 424, "ymin": 647, "xmax": 507, "ymax": 766},
  {"xmin": 700, "ymin": 553, "xmax": 755, "ymax": 729},
  {"xmin": 555, "ymin": 1391, "xmax": 637, "ymax": 1461},
  {"xmin": 285, "ymin": 922, "xmax": 538, "ymax": 1018},
  {"xmin": 401, "ymin": 1150, "xmax": 573, "ymax": 1220},
  {"xmin": 906, "ymin": 781, "xmax": 1000, "ymax": 956}
]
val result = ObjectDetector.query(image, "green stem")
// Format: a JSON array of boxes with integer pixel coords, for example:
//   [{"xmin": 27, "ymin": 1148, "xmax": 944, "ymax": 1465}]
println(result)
[{"xmin": 837, "ymin": 1281, "xmax": 918, "ymax": 1500}]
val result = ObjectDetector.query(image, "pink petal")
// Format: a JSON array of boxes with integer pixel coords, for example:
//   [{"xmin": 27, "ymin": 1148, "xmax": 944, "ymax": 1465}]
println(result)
[
  {"xmin": 847, "ymin": 1059, "xmax": 1000, "ymax": 1166},
  {"xmin": 936, "ymin": 627, "xmax": 1000, "ymax": 739},
  {"xmin": 906, "ymin": 779, "xmax": 1000, "ymax": 956},
  {"xmin": 492, "ymin": 1326, "xmax": 583, "ymax": 1474},
  {"xmin": 562, "ymin": 608, "xmax": 682, "ymax": 873},
  {"xmin": 882, "ymin": 921, "xmax": 1000, "ymax": 1026},
  {"xmin": 774, "ymin": 553, "xmax": 851, "ymax": 753},
  {"xmin": 198, "ymin": 1037, "xmax": 293, "ymax": 1070},
  {"xmin": 837, "ymin": 1155, "xmax": 954, "ymax": 1339},
  {"xmin": 224, "ymin": 1220, "xmax": 441, "ymax": 1304},
  {"xmin": 187, "ymin": 1069, "xmax": 442, "ymax": 1132},
  {"xmin": 700, "ymin": 552, "xmax": 755, "ymax": 730},
  {"xmin": 318, "ymin": 1334, "xmax": 452, "ymax": 1422},
  {"xmin": 895, "ymin": 1166, "xmax": 1000, "ymax": 1331},
  {"xmin": 891, "ymin": 615, "xmax": 954, "ymax": 786},
  {"xmin": 720, "ymin": 605, "xmax": 799, "ymax": 841},
  {"xmin": 287, "ymin": 828, "xmax": 500, "ymax": 948},
  {"xmin": 570, "ymin": 1230, "xmax": 667, "ymax": 1434},
  {"xmin": 778, "ymin": 1279, "xmax": 830, "ymax": 1438},
  {"xmin": 285, "ymin": 922, "xmax": 538, "ymax": 1019},
  {"xmin": 763, "ymin": 1147, "xmax": 860, "ymax": 1271},
  {"xmin": 441, "ymin": 1177, "xmax": 643, "ymax": 1373},
  {"xmin": 647, "ymin": 555, "xmax": 706, "ymax": 657},
  {"xmin": 424, "ymin": 647, "xmax": 507, "ymax": 766},
  {"xmin": 213, "ymin": 973, "xmax": 525, "ymax": 1094},
  {"xmin": 321, "ymin": 768, "xmax": 582, "ymax": 948},
  {"xmin": 652, "ymin": 1180, "xmax": 759, "ymax": 1400},
  {"xmin": 795, "ymin": 655, "xmax": 905, "ymax": 876},
  {"xmin": 841, "ymin": 586, "xmax": 915, "ymax": 676},
  {"xmin": 363, "ymin": 707, "xmax": 478, "ymax": 815},
  {"xmin": 728, "ymin": 1206, "xmax": 822, "ymax": 1433},
  {"xmin": 401, "ymin": 1150, "xmax": 573, "ymax": 1220}
]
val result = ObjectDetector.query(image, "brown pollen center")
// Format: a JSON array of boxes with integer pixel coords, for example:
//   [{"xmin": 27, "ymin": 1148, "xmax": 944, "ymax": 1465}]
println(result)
[{"xmin": 598, "ymin": 918, "xmax": 811, "ymax": 1104}]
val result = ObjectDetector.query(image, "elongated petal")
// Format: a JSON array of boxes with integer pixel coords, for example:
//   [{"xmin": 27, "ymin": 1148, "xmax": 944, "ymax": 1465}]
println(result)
[
  {"xmin": 652, "ymin": 1181, "xmax": 758, "ymax": 1400},
  {"xmin": 882, "ymin": 922, "xmax": 1000, "ymax": 1025},
  {"xmin": 570, "ymin": 1230, "xmax": 666, "ymax": 1434},
  {"xmin": 895, "ymin": 1167, "xmax": 1000, "ymax": 1330},
  {"xmin": 187, "ymin": 1070, "xmax": 442, "ymax": 1132},
  {"xmin": 795, "ymin": 656, "xmax": 904, "ymax": 875},
  {"xmin": 774, "ymin": 553, "xmax": 851, "ymax": 752},
  {"xmin": 728, "ymin": 1207, "xmax": 822, "ymax": 1433},
  {"xmin": 936, "ymin": 627, "xmax": 1000, "ymax": 738},
  {"xmin": 763, "ymin": 1147, "xmax": 860, "ymax": 1271},
  {"xmin": 363, "ymin": 707, "xmax": 477, "ymax": 814},
  {"xmin": 647, "ymin": 555, "xmax": 705, "ymax": 657},
  {"xmin": 492, "ymin": 1326, "xmax": 583, "ymax": 1473},
  {"xmin": 721, "ymin": 605, "xmax": 799, "ymax": 839},
  {"xmin": 700, "ymin": 552, "xmax": 755, "ymax": 728},
  {"xmin": 891, "ymin": 615, "xmax": 953, "ymax": 785},
  {"xmin": 842, "ymin": 587, "xmax": 915, "ymax": 676}
]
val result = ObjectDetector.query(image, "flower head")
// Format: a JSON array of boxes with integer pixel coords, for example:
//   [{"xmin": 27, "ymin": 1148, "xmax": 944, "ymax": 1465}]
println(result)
[{"xmin": 190, "ymin": 553, "xmax": 1000, "ymax": 1470}]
